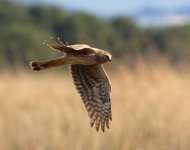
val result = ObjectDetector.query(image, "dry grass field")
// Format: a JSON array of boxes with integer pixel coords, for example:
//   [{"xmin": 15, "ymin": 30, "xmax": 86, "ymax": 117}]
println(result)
[{"xmin": 0, "ymin": 63, "xmax": 190, "ymax": 150}]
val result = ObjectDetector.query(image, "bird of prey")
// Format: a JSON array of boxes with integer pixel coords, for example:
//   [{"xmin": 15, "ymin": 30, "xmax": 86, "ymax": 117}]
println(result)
[{"xmin": 30, "ymin": 37, "xmax": 112, "ymax": 132}]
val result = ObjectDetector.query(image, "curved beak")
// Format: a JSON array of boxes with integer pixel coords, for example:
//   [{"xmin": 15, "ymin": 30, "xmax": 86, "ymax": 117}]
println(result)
[{"xmin": 108, "ymin": 55, "xmax": 112, "ymax": 62}]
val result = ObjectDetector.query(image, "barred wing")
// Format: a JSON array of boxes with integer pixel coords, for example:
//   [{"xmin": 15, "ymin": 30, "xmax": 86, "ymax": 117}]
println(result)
[
  {"xmin": 47, "ymin": 37, "xmax": 93, "ymax": 53},
  {"xmin": 70, "ymin": 64, "xmax": 112, "ymax": 132}
]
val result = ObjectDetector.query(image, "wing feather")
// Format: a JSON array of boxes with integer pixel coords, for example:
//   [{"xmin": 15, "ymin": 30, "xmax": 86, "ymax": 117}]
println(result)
[
  {"xmin": 70, "ymin": 64, "xmax": 112, "ymax": 132},
  {"xmin": 47, "ymin": 37, "xmax": 94, "ymax": 54}
]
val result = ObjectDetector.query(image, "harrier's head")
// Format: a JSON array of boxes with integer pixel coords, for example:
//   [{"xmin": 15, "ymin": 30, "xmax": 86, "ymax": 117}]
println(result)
[{"xmin": 97, "ymin": 50, "xmax": 112, "ymax": 64}]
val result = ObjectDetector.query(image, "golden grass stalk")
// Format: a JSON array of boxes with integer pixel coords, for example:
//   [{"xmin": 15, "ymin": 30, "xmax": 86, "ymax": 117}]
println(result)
[{"xmin": 0, "ymin": 63, "xmax": 190, "ymax": 150}]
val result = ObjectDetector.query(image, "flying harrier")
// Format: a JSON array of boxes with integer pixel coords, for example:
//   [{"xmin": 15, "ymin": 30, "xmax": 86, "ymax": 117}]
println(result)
[{"xmin": 30, "ymin": 37, "xmax": 112, "ymax": 132}]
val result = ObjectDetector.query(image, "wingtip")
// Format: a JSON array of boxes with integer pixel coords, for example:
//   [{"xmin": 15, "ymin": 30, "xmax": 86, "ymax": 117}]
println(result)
[
  {"xmin": 110, "ymin": 117, "xmax": 112, "ymax": 121},
  {"xmin": 50, "ymin": 36, "xmax": 54, "ymax": 41},
  {"xmin": 42, "ymin": 40, "xmax": 47, "ymax": 45},
  {"xmin": 58, "ymin": 37, "xmax": 61, "ymax": 41},
  {"xmin": 106, "ymin": 124, "xmax": 109, "ymax": 129},
  {"xmin": 58, "ymin": 37, "xmax": 65, "ymax": 46},
  {"xmin": 95, "ymin": 126, "xmax": 100, "ymax": 132},
  {"xmin": 30, "ymin": 61, "xmax": 43, "ymax": 71},
  {"xmin": 90, "ymin": 121, "xmax": 95, "ymax": 127},
  {"xmin": 101, "ymin": 127, "xmax": 105, "ymax": 132}
]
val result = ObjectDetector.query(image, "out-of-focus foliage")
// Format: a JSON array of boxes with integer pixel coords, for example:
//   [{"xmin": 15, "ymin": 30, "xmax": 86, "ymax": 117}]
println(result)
[{"xmin": 0, "ymin": 0, "xmax": 190, "ymax": 69}]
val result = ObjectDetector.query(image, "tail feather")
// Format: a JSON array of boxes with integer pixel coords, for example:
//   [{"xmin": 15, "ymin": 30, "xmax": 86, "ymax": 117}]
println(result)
[{"xmin": 30, "ymin": 57, "xmax": 65, "ymax": 71}]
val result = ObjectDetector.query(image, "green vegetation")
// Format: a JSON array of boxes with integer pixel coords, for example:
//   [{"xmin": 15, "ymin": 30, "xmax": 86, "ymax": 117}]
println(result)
[{"xmin": 0, "ymin": 0, "xmax": 190, "ymax": 69}]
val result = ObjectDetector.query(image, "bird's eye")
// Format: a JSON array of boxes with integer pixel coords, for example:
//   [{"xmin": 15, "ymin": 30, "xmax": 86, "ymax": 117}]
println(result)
[
  {"xmin": 105, "ymin": 55, "xmax": 111, "ymax": 61},
  {"xmin": 102, "ymin": 55, "xmax": 107, "ymax": 59},
  {"xmin": 102, "ymin": 55, "xmax": 108, "ymax": 61},
  {"xmin": 97, "ymin": 54, "xmax": 111, "ymax": 63}
]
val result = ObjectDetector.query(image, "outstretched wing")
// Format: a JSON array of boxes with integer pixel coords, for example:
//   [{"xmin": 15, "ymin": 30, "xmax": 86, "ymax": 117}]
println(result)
[
  {"xmin": 70, "ymin": 64, "xmax": 112, "ymax": 132},
  {"xmin": 47, "ymin": 37, "xmax": 94, "ymax": 53}
]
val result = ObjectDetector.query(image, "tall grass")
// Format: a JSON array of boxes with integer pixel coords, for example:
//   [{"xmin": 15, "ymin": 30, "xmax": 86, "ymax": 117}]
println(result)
[{"xmin": 0, "ymin": 63, "xmax": 190, "ymax": 150}]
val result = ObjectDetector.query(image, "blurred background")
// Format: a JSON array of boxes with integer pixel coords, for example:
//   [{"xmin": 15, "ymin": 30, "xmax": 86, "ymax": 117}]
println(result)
[{"xmin": 0, "ymin": 0, "xmax": 190, "ymax": 149}]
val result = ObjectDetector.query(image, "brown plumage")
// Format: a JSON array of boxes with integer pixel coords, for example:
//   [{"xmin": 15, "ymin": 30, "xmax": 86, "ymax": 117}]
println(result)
[{"xmin": 30, "ymin": 37, "xmax": 112, "ymax": 132}]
